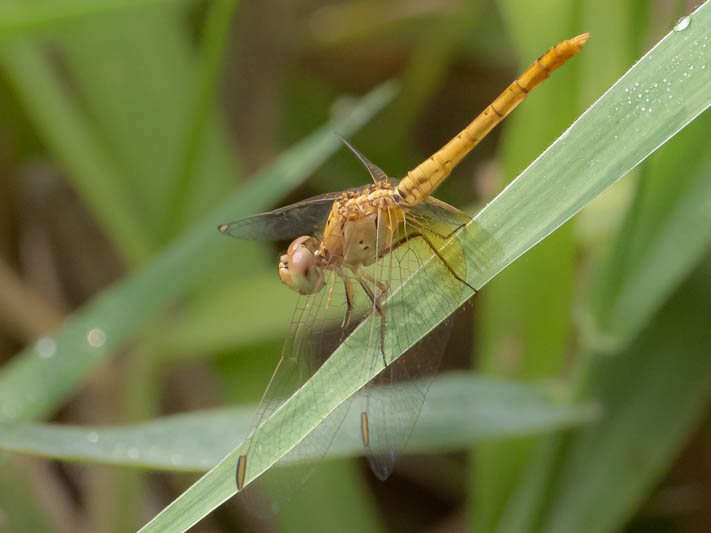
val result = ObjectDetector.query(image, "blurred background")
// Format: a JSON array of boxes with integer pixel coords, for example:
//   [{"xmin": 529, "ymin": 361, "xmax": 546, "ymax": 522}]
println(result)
[{"xmin": 1, "ymin": 0, "xmax": 710, "ymax": 532}]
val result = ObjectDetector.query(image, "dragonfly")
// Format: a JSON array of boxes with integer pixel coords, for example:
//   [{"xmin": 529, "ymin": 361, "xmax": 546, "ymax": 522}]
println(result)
[{"xmin": 220, "ymin": 33, "xmax": 589, "ymax": 493}]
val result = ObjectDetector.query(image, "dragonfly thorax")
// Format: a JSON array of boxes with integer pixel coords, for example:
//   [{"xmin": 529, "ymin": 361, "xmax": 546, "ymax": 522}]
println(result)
[
  {"xmin": 278, "ymin": 187, "xmax": 406, "ymax": 295},
  {"xmin": 321, "ymin": 186, "xmax": 406, "ymax": 269}
]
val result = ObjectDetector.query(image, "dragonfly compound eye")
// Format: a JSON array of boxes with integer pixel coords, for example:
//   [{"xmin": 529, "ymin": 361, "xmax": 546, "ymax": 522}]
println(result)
[{"xmin": 279, "ymin": 237, "xmax": 325, "ymax": 295}]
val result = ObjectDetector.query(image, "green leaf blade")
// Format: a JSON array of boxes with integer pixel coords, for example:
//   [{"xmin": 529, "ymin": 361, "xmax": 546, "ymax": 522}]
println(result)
[
  {"xmin": 139, "ymin": 4, "xmax": 711, "ymax": 530},
  {"xmin": 0, "ymin": 374, "xmax": 597, "ymax": 471}
]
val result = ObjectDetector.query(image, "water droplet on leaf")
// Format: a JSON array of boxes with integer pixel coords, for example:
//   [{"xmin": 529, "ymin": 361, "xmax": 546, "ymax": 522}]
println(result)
[
  {"xmin": 35, "ymin": 337, "xmax": 56, "ymax": 358},
  {"xmin": 674, "ymin": 16, "xmax": 691, "ymax": 32}
]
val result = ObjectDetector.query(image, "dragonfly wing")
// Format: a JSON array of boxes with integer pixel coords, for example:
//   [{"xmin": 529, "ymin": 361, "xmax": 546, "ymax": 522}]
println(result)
[
  {"xmin": 237, "ymin": 268, "xmax": 372, "ymax": 514},
  {"xmin": 219, "ymin": 191, "xmax": 347, "ymax": 241},
  {"xmin": 357, "ymin": 207, "xmax": 471, "ymax": 479},
  {"xmin": 362, "ymin": 315, "xmax": 456, "ymax": 479},
  {"xmin": 407, "ymin": 196, "xmax": 472, "ymax": 228}
]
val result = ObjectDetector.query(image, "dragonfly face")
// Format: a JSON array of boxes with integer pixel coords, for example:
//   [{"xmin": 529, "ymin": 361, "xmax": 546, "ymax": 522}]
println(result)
[{"xmin": 278, "ymin": 235, "xmax": 325, "ymax": 295}]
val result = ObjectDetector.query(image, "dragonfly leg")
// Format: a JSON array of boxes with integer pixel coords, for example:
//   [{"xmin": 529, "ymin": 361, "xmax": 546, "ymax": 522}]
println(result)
[
  {"xmin": 340, "ymin": 274, "xmax": 355, "ymax": 336},
  {"xmin": 430, "ymin": 222, "xmax": 467, "ymax": 240},
  {"xmin": 359, "ymin": 269, "xmax": 390, "ymax": 363},
  {"xmin": 388, "ymin": 231, "xmax": 478, "ymax": 294},
  {"xmin": 354, "ymin": 270, "xmax": 388, "ymax": 367},
  {"xmin": 359, "ymin": 269, "xmax": 388, "ymax": 295}
]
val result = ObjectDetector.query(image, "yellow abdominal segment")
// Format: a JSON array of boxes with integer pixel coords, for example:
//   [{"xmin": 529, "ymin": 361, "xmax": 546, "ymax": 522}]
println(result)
[{"xmin": 397, "ymin": 33, "xmax": 589, "ymax": 206}]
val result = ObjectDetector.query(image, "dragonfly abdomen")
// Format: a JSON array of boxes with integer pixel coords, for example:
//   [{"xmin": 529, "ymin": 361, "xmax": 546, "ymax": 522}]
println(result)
[{"xmin": 397, "ymin": 33, "xmax": 589, "ymax": 206}]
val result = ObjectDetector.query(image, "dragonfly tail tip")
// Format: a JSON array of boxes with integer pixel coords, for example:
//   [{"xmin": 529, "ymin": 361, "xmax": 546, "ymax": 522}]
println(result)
[{"xmin": 572, "ymin": 32, "xmax": 590, "ymax": 48}]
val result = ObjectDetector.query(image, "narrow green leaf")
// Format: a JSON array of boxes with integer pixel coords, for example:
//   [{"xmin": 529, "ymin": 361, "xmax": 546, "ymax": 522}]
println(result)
[
  {"xmin": 0, "ymin": 82, "xmax": 397, "ymax": 423},
  {"xmin": 140, "ymin": 5, "xmax": 711, "ymax": 530},
  {"xmin": 587, "ymin": 109, "xmax": 711, "ymax": 351},
  {"xmin": 0, "ymin": 374, "xmax": 597, "ymax": 470},
  {"xmin": 541, "ymin": 260, "xmax": 711, "ymax": 533},
  {"xmin": 475, "ymin": 2, "xmax": 582, "ymax": 528},
  {"xmin": 495, "ymin": 7, "xmax": 711, "ymax": 533}
]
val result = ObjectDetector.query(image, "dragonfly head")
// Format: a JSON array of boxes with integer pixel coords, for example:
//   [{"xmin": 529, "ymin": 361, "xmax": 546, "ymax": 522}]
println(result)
[{"xmin": 279, "ymin": 236, "xmax": 325, "ymax": 295}]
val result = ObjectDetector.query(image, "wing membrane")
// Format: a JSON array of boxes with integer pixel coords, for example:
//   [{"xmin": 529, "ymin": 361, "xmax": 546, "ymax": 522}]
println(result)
[
  {"xmin": 357, "ymin": 205, "xmax": 471, "ymax": 479},
  {"xmin": 236, "ymin": 268, "xmax": 374, "ymax": 514},
  {"xmin": 219, "ymin": 186, "xmax": 367, "ymax": 241},
  {"xmin": 235, "ymin": 194, "xmax": 477, "ymax": 510}
]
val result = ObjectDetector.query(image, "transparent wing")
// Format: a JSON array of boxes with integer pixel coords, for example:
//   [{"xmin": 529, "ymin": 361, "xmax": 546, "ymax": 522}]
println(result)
[
  {"xmin": 357, "ymin": 202, "xmax": 473, "ymax": 480},
  {"xmin": 408, "ymin": 195, "xmax": 472, "ymax": 228},
  {"xmin": 236, "ymin": 268, "xmax": 374, "ymax": 515},
  {"xmin": 218, "ymin": 187, "xmax": 367, "ymax": 242},
  {"xmin": 236, "ymin": 196, "xmax": 477, "ymax": 512}
]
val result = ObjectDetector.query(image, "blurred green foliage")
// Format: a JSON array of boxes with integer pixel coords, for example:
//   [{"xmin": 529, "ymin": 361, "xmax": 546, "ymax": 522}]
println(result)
[{"xmin": 0, "ymin": 1, "xmax": 710, "ymax": 532}]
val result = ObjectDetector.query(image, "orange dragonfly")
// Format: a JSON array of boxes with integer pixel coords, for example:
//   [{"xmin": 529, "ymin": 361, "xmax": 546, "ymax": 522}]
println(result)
[{"xmin": 220, "ymin": 33, "xmax": 589, "ymax": 493}]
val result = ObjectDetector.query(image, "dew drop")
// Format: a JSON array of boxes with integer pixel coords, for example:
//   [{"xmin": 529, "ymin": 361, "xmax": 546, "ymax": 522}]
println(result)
[
  {"xmin": 35, "ymin": 337, "xmax": 56, "ymax": 358},
  {"xmin": 87, "ymin": 328, "xmax": 106, "ymax": 348},
  {"xmin": 674, "ymin": 16, "xmax": 691, "ymax": 32},
  {"xmin": 87, "ymin": 431, "xmax": 100, "ymax": 443}
]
